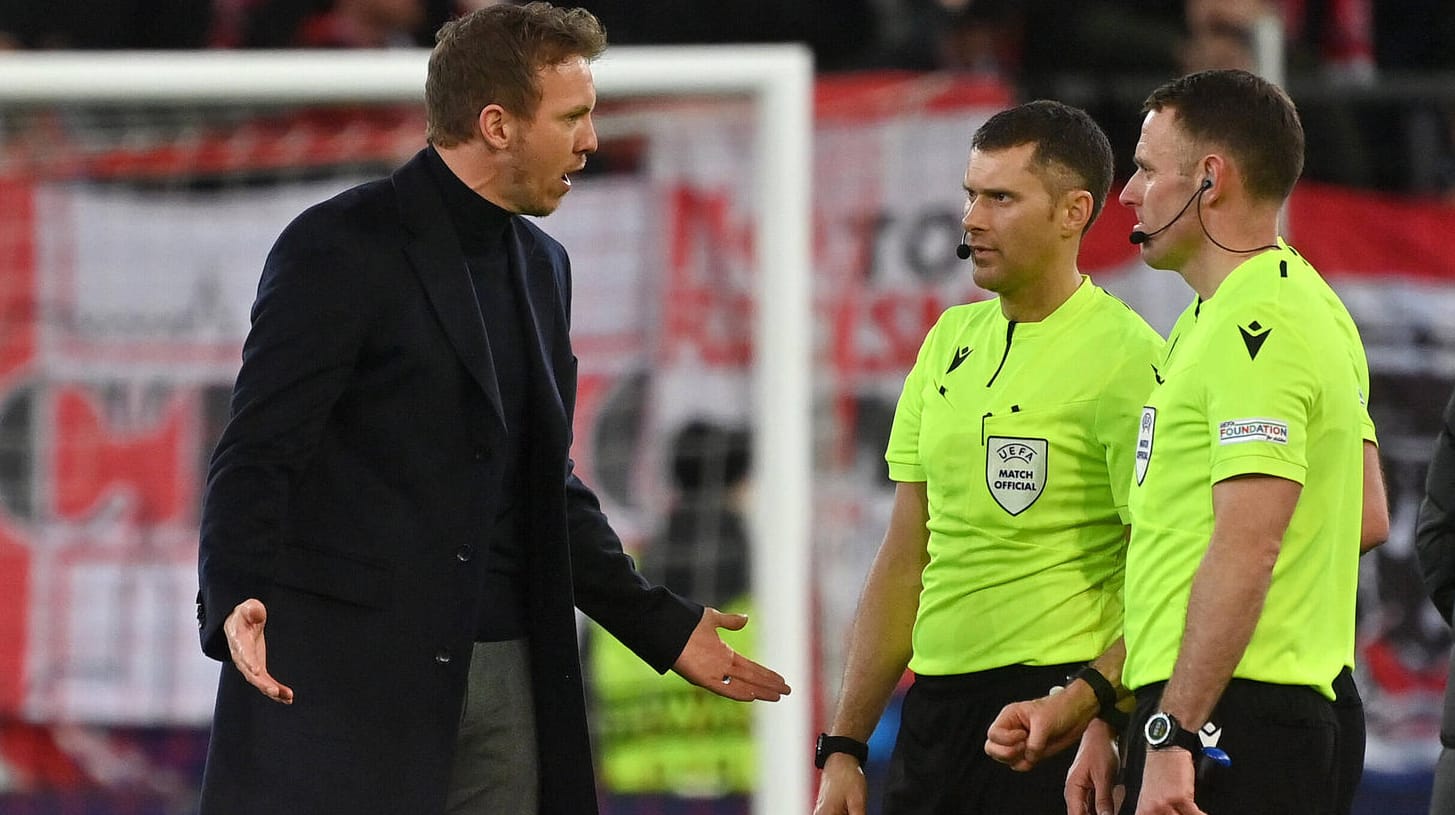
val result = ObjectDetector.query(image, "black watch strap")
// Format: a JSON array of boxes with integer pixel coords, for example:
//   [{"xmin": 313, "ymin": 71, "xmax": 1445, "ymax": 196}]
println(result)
[
  {"xmin": 815, "ymin": 733, "xmax": 869, "ymax": 769},
  {"xmin": 1069, "ymin": 665, "xmax": 1129, "ymax": 731}
]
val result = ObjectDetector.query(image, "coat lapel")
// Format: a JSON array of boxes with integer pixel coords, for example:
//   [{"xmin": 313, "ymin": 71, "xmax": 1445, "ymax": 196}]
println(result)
[
  {"xmin": 392, "ymin": 152, "xmax": 506, "ymax": 437},
  {"xmin": 507, "ymin": 222, "xmax": 568, "ymax": 442}
]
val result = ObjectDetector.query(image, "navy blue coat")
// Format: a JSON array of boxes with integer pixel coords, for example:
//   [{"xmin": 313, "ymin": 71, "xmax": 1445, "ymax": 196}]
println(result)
[
  {"xmin": 1419, "ymin": 389, "xmax": 1455, "ymax": 751},
  {"xmin": 196, "ymin": 150, "xmax": 701, "ymax": 815}
]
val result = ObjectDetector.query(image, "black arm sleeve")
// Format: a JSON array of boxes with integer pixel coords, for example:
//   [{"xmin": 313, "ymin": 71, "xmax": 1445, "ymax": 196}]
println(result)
[
  {"xmin": 566, "ymin": 468, "xmax": 703, "ymax": 674},
  {"xmin": 549, "ymin": 247, "xmax": 701, "ymax": 673},
  {"xmin": 1417, "ymin": 388, "xmax": 1455, "ymax": 624},
  {"xmin": 197, "ymin": 206, "xmax": 372, "ymax": 661}
]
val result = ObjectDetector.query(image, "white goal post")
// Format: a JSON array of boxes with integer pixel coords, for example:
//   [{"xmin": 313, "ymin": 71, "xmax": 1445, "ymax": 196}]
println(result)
[{"xmin": 0, "ymin": 45, "xmax": 814, "ymax": 813}]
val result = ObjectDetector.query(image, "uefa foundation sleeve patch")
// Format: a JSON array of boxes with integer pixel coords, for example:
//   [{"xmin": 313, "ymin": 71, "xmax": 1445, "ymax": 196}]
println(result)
[{"xmin": 1217, "ymin": 418, "xmax": 1289, "ymax": 445}]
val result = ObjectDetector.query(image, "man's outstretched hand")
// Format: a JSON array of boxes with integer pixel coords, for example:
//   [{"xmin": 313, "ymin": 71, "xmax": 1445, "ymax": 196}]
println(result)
[
  {"xmin": 672, "ymin": 607, "xmax": 791, "ymax": 702},
  {"xmin": 223, "ymin": 598, "xmax": 294, "ymax": 704}
]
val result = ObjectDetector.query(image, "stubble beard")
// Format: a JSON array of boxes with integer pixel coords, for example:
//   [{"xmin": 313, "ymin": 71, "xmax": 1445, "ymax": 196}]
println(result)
[{"xmin": 505, "ymin": 145, "xmax": 562, "ymax": 218}]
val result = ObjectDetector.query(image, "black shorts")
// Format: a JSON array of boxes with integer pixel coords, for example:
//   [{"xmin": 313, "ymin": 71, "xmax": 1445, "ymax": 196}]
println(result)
[
  {"xmin": 1121, "ymin": 678, "xmax": 1338, "ymax": 815},
  {"xmin": 883, "ymin": 663, "xmax": 1080, "ymax": 815}
]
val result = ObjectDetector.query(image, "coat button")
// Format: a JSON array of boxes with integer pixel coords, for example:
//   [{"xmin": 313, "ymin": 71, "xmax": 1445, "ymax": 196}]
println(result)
[
  {"xmin": 435, "ymin": 649, "xmax": 452, "ymax": 665},
  {"xmin": 456, "ymin": 545, "xmax": 473, "ymax": 562}
]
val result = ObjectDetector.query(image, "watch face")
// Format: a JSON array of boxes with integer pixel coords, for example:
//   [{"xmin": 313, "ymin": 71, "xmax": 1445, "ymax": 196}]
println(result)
[{"xmin": 1145, "ymin": 713, "xmax": 1172, "ymax": 745}]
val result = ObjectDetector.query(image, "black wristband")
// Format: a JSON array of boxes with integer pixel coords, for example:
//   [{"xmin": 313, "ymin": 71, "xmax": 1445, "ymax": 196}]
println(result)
[
  {"xmin": 1069, "ymin": 665, "xmax": 1128, "ymax": 731},
  {"xmin": 815, "ymin": 733, "xmax": 869, "ymax": 769}
]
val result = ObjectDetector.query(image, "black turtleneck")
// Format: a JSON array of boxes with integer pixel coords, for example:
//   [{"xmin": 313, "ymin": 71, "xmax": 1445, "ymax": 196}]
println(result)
[{"xmin": 425, "ymin": 145, "xmax": 531, "ymax": 642}]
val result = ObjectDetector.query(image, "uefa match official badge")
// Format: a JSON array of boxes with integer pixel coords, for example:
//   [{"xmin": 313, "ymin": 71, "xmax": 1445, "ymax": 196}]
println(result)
[
  {"xmin": 1136, "ymin": 406, "xmax": 1156, "ymax": 485},
  {"xmin": 986, "ymin": 436, "xmax": 1047, "ymax": 515}
]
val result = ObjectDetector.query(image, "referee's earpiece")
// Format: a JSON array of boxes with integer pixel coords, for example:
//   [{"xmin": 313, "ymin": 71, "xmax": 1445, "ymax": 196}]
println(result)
[{"xmin": 1128, "ymin": 175, "xmax": 1218, "ymax": 245}]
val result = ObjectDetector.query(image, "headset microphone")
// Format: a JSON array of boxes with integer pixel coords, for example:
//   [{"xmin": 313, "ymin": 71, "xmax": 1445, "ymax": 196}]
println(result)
[
  {"xmin": 1129, "ymin": 178, "xmax": 1212, "ymax": 245},
  {"xmin": 956, "ymin": 230, "xmax": 972, "ymax": 260}
]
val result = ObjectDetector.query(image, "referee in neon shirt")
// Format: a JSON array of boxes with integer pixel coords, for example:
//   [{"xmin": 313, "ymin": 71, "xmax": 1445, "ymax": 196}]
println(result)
[
  {"xmin": 986, "ymin": 69, "xmax": 1389, "ymax": 815},
  {"xmin": 813, "ymin": 100, "xmax": 1161, "ymax": 815}
]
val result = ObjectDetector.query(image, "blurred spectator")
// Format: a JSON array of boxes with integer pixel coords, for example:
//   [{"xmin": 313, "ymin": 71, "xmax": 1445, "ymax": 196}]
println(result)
[
  {"xmin": 563, "ymin": 0, "xmax": 878, "ymax": 72},
  {"xmin": 1180, "ymin": 0, "xmax": 1266, "ymax": 73},
  {"xmin": 876, "ymin": 1, "xmax": 1184, "ymax": 81},
  {"xmin": 642, "ymin": 420, "xmax": 753, "ymax": 609},
  {"xmin": 0, "ymin": 0, "xmax": 211, "ymax": 48},
  {"xmin": 212, "ymin": 0, "xmax": 518, "ymax": 49},
  {"xmin": 912, "ymin": 0, "xmax": 1021, "ymax": 75},
  {"xmin": 215, "ymin": 0, "xmax": 444, "ymax": 48},
  {"xmin": 1178, "ymin": 0, "xmax": 1375, "ymax": 188},
  {"xmin": 1181, "ymin": 0, "xmax": 1378, "ymax": 81},
  {"xmin": 874, "ymin": 0, "xmax": 1406, "ymax": 87},
  {"xmin": 1284, "ymin": 0, "xmax": 1375, "ymax": 81},
  {"xmin": 588, "ymin": 420, "xmax": 756, "ymax": 812},
  {"xmin": 291, "ymin": 0, "xmax": 427, "ymax": 47}
]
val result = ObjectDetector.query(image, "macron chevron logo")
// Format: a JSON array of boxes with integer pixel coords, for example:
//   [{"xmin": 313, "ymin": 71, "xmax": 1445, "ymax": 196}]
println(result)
[
  {"xmin": 1238, "ymin": 320, "xmax": 1271, "ymax": 360},
  {"xmin": 946, "ymin": 346, "xmax": 972, "ymax": 374}
]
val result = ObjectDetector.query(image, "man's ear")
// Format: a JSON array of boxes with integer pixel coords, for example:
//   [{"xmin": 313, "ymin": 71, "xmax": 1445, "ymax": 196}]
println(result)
[
  {"xmin": 1199, "ymin": 154, "xmax": 1229, "ymax": 201},
  {"xmin": 479, "ymin": 104, "xmax": 511, "ymax": 149},
  {"xmin": 1062, "ymin": 189, "xmax": 1094, "ymax": 237}
]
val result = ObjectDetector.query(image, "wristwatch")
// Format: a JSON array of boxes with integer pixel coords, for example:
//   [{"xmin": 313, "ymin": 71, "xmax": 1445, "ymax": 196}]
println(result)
[
  {"xmin": 815, "ymin": 733, "xmax": 869, "ymax": 769},
  {"xmin": 1143, "ymin": 711, "xmax": 1201, "ymax": 755}
]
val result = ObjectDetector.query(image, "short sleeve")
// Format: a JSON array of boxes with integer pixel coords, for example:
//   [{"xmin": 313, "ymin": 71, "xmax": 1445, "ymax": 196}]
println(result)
[
  {"xmin": 1096, "ymin": 334, "xmax": 1160, "ymax": 523},
  {"xmin": 885, "ymin": 317, "xmax": 943, "ymax": 483},
  {"xmin": 1201, "ymin": 309, "xmax": 1316, "ymax": 486},
  {"xmin": 1355, "ymin": 344, "xmax": 1377, "ymax": 445}
]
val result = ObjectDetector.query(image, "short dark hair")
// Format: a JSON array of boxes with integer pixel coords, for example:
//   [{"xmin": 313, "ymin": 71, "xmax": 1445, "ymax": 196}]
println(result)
[
  {"xmin": 1142, "ymin": 69, "xmax": 1304, "ymax": 203},
  {"xmin": 426, "ymin": 2, "xmax": 607, "ymax": 147},
  {"xmin": 971, "ymin": 100, "xmax": 1114, "ymax": 233}
]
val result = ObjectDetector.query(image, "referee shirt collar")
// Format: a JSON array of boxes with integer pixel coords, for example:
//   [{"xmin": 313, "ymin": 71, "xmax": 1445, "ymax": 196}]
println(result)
[
  {"xmin": 1196, "ymin": 237, "xmax": 1292, "ymax": 317},
  {"xmin": 998, "ymin": 274, "xmax": 1097, "ymax": 337}
]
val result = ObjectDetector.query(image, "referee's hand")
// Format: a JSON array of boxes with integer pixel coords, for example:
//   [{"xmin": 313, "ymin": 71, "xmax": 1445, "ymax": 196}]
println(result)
[
  {"xmin": 1066, "ymin": 718, "xmax": 1121, "ymax": 815},
  {"xmin": 223, "ymin": 598, "xmax": 294, "ymax": 704},
  {"xmin": 985, "ymin": 685, "xmax": 1096, "ymax": 770},
  {"xmin": 813, "ymin": 753, "xmax": 867, "ymax": 815},
  {"xmin": 1135, "ymin": 748, "xmax": 1206, "ymax": 815}
]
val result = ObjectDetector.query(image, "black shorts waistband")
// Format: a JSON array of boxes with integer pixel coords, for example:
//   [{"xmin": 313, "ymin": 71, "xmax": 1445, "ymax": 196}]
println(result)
[
  {"xmin": 1133, "ymin": 676, "xmax": 1331, "ymax": 711},
  {"xmin": 912, "ymin": 662, "xmax": 1083, "ymax": 696}
]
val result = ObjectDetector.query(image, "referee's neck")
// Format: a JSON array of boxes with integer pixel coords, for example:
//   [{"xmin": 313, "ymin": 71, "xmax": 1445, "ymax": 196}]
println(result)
[
  {"xmin": 1000, "ymin": 265, "xmax": 1082, "ymax": 323},
  {"xmin": 1180, "ymin": 208, "xmax": 1281, "ymax": 300},
  {"xmin": 1179, "ymin": 241, "xmax": 1277, "ymax": 301}
]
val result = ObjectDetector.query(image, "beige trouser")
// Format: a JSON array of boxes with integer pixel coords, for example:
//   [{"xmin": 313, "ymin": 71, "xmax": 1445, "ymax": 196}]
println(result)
[{"xmin": 445, "ymin": 638, "xmax": 539, "ymax": 815}]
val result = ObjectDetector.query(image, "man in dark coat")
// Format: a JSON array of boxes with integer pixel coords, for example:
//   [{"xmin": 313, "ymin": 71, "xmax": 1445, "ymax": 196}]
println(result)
[
  {"xmin": 1419, "ymin": 386, "xmax": 1455, "ymax": 814},
  {"xmin": 194, "ymin": 5, "xmax": 790, "ymax": 814}
]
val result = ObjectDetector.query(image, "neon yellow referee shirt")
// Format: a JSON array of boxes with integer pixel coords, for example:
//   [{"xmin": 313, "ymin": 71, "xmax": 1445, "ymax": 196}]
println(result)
[
  {"xmin": 1123, "ymin": 242, "xmax": 1375, "ymax": 699},
  {"xmin": 887, "ymin": 276, "xmax": 1162, "ymax": 676}
]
